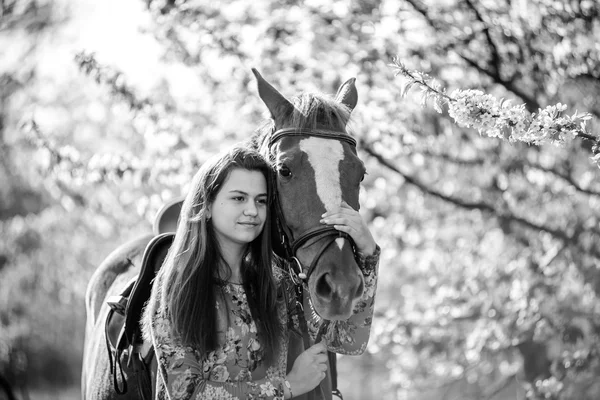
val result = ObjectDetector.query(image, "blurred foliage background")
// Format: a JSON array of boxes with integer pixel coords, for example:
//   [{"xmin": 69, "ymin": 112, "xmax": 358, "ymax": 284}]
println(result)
[{"xmin": 1, "ymin": 0, "xmax": 600, "ymax": 399}]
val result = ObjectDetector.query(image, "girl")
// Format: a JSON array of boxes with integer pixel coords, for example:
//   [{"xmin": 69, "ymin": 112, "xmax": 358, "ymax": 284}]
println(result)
[{"xmin": 143, "ymin": 146, "xmax": 379, "ymax": 399}]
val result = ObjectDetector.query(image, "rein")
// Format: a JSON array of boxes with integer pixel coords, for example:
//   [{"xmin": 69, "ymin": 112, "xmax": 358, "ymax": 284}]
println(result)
[{"xmin": 269, "ymin": 127, "xmax": 357, "ymax": 283}]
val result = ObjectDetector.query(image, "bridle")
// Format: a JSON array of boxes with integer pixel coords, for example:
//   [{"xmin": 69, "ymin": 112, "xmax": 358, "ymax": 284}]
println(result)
[{"xmin": 269, "ymin": 127, "xmax": 358, "ymax": 285}]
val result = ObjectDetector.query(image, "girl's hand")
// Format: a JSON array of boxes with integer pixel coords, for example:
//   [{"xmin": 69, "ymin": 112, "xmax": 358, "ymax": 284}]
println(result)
[
  {"xmin": 286, "ymin": 341, "xmax": 328, "ymax": 397},
  {"xmin": 320, "ymin": 201, "xmax": 377, "ymax": 255}
]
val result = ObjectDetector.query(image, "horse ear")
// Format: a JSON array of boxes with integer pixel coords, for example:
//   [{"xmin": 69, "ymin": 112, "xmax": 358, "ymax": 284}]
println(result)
[
  {"xmin": 335, "ymin": 77, "xmax": 358, "ymax": 112},
  {"xmin": 251, "ymin": 68, "xmax": 294, "ymax": 123}
]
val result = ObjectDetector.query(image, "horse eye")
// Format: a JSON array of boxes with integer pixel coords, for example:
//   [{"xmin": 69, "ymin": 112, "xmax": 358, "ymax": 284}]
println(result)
[{"xmin": 279, "ymin": 165, "xmax": 292, "ymax": 178}]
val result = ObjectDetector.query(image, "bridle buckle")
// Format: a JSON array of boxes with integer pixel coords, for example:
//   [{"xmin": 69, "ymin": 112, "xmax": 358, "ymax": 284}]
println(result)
[{"xmin": 289, "ymin": 256, "xmax": 306, "ymax": 284}]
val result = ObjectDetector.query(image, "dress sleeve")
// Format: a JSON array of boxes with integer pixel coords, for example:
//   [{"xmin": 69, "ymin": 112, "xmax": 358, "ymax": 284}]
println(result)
[
  {"xmin": 149, "ymin": 311, "xmax": 286, "ymax": 400},
  {"xmin": 306, "ymin": 245, "xmax": 381, "ymax": 355}
]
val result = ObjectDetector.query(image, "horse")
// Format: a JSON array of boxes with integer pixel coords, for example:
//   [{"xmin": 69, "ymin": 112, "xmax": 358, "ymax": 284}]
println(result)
[{"xmin": 81, "ymin": 69, "xmax": 366, "ymax": 399}]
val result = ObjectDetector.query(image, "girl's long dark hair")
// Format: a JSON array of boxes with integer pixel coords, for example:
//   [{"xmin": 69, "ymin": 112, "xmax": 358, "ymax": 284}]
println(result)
[{"xmin": 146, "ymin": 146, "xmax": 280, "ymax": 364}]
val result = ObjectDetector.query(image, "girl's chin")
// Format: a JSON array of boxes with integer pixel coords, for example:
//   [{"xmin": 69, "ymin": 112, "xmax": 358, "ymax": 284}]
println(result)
[{"xmin": 235, "ymin": 232, "xmax": 261, "ymax": 243}]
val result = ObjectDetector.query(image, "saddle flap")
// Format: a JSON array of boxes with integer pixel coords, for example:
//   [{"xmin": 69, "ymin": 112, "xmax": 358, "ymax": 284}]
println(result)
[{"xmin": 123, "ymin": 233, "xmax": 175, "ymax": 346}]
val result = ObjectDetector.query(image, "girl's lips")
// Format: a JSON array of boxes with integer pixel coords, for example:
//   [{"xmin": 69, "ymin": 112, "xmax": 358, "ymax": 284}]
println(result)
[{"xmin": 238, "ymin": 221, "xmax": 259, "ymax": 226}]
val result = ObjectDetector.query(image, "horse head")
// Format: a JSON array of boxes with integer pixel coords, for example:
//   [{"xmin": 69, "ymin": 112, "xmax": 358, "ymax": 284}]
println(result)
[{"xmin": 252, "ymin": 69, "xmax": 366, "ymax": 321}]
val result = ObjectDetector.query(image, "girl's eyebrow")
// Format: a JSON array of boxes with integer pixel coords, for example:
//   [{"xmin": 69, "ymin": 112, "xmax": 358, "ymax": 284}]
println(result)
[{"xmin": 228, "ymin": 189, "xmax": 268, "ymax": 197}]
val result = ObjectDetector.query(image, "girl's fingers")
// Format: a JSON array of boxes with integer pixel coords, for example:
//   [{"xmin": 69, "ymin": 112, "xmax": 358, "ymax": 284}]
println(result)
[
  {"xmin": 319, "ymin": 204, "xmax": 375, "ymax": 252},
  {"xmin": 315, "ymin": 354, "xmax": 328, "ymax": 364},
  {"xmin": 320, "ymin": 216, "xmax": 353, "ymax": 225},
  {"xmin": 309, "ymin": 341, "xmax": 327, "ymax": 354},
  {"xmin": 322, "ymin": 221, "xmax": 360, "ymax": 233},
  {"xmin": 332, "ymin": 225, "xmax": 352, "ymax": 234},
  {"xmin": 321, "ymin": 212, "xmax": 361, "ymax": 225},
  {"xmin": 322, "ymin": 202, "xmax": 356, "ymax": 218},
  {"xmin": 340, "ymin": 200, "xmax": 354, "ymax": 209}
]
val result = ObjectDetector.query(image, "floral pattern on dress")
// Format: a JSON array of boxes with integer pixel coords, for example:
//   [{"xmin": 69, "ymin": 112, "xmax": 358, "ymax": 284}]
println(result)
[
  {"xmin": 147, "ymin": 247, "xmax": 380, "ymax": 400},
  {"xmin": 199, "ymin": 385, "xmax": 236, "ymax": 400}
]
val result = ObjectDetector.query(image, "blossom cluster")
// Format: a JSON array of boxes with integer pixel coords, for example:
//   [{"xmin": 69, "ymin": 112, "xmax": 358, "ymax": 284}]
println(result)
[
  {"xmin": 447, "ymin": 90, "xmax": 588, "ymax": 148},
  {"xmin": 526, "ymin": 376, "xmax": 564, "ymax": 399},
  {"xmin": 391, "ymin": 60, "xmax": 599, "ymax": 169}
]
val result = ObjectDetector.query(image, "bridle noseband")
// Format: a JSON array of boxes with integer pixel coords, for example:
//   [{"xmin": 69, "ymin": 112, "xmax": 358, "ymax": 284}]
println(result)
[{"xmin": 269, "ymin": 128, "xmax": 357, "ymax": 284}]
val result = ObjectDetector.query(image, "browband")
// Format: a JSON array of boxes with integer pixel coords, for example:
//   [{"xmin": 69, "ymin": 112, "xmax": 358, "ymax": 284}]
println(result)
[{"xmin": 269, "ymin": 128, "xmax": 357, "ymax": 148}]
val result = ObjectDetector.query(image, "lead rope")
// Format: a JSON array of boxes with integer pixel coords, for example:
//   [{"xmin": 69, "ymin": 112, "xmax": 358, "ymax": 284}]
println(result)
[
  {"xmin": 296, "ymin": 283, "xmax": 317, "ymax": 400},
  {"xmin": 329, "ymin": 350, "xmax": 342, "ymax": 400},
  {"xmin": 313, "ymin": 323, "xmax": 342, "ymax": 400}
]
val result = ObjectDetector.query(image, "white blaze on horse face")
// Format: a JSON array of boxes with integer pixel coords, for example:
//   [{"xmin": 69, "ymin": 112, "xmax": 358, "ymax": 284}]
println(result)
[{"xmin": 299, "ymin": 137, "xmax": 346, "ymax": 251}]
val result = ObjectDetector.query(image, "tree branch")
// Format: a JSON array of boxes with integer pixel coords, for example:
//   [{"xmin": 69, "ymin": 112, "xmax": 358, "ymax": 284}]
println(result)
[
  {"xmin": 403, "ymin": 0, "xmax": 541, "ymax": 110},
  {"xmin": 463, "ymin": 0, "xmax": 501, "ymax": 76},
  {"xmin": 457, "ymin": 54, "xmax": 541, "ymax": 110},
  {"xmin": 528, "ymin": 161, "xmax": 600, "ymax": 198},
  {"xmin": 420, "ymin": 148, "xmax": 486, "ymax": 166},
  {"xmin": 361, "ymin": 139, "xmax": 495, "ymax": 212},
  {"xmin": 483, "ymin": 373, "xmax": 517, "ymax": 400},
  {"xmin": 360, "ymin": 139, "xmax": 586, "ymax": 249},
  {"xmin": 403, "ymin": 0, "xmax": 444, "ymax": 31}
]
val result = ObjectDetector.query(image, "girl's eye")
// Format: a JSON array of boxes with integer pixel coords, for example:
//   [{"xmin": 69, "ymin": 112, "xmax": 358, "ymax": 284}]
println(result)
[
  {"xmin": 257, "ymin": 198, "xmax": 268, "ymax": 205},
  {"xmin": 233, "ymin": 196, "xmax": 245, "ymax": 201}
]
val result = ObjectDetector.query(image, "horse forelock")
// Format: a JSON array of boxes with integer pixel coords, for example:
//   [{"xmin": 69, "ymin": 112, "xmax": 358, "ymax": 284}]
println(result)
[{"xmin": 289, "ymin": 92, "xmax": 353, "ymax": 134}]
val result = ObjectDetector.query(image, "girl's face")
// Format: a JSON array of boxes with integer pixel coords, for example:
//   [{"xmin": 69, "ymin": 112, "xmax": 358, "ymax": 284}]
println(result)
[{"xmin": 208, "ymin": 168, "xmax": 268, "ymax": 251}]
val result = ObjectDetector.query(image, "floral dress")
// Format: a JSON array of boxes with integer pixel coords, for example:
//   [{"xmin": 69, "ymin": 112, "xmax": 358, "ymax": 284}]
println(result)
[{"xmin": 146, "ymin": 247, "xmax": 380, "ymax": 400}]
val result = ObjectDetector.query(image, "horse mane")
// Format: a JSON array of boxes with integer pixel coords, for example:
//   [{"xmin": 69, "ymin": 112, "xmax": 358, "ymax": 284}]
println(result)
[{"xmin": 249, "ymin": 91, "xmax": 355, "ymax": 158}]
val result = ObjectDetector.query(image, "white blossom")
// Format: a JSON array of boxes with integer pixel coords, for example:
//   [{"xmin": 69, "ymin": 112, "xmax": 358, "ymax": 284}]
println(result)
[{"xmin": 392, "ymin": 60, "xmax": 597, "ymax": 169}]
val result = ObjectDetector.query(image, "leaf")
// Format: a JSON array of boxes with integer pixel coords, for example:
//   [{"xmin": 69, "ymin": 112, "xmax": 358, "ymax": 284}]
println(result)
[
  {"xmin": 401, "ymin": 81, "xmax": 417, "ymax": 98},
  {"xmin": 433, "ymin": 97, "xmax": 443, "ymax": 114}
]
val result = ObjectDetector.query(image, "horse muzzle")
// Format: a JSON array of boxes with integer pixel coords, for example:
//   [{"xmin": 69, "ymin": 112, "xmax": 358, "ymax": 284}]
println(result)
[{"xmin": 304, "ymin": 240, "xmax": 365, "ymax": 320}]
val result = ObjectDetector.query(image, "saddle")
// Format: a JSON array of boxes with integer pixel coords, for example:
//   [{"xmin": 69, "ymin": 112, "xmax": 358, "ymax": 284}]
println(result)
[{"xmin": 104, "ymin": 198, "xmax": 182, "ymax": 399}]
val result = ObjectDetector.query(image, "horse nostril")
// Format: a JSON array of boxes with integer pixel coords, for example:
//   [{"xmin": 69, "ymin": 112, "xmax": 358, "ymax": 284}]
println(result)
[{"xmin": 316, "ymin": 273, "xmax": 333, "ymax": 299}]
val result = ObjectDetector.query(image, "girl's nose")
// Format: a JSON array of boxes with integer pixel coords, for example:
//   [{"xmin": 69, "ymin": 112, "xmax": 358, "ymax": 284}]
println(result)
[{"xmin": 244, "ymin": 202, "xmax": 258, "ymax": 216}]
